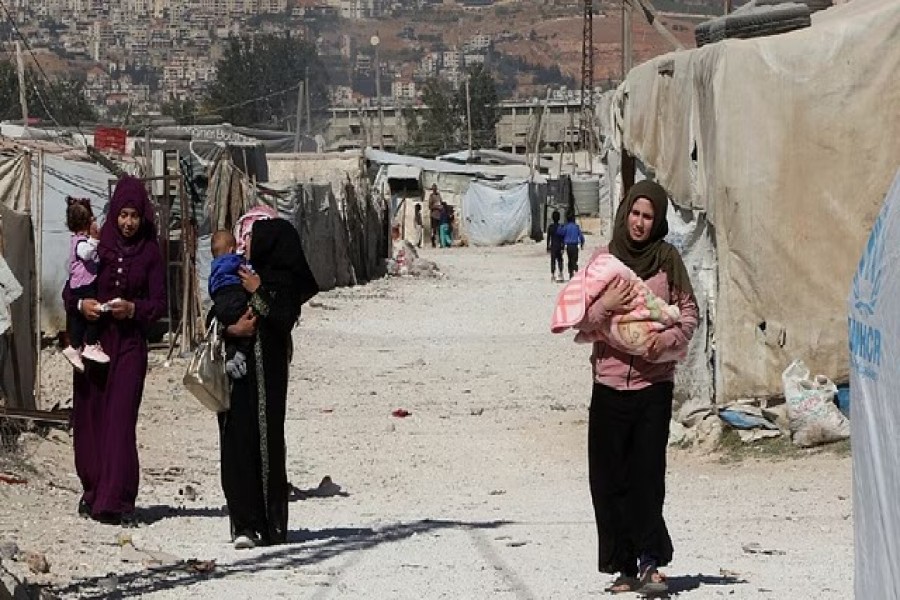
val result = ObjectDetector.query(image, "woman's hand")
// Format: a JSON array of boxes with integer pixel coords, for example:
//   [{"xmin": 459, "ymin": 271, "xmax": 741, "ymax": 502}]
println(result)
[
  {"xmin": 109, "ymin": 298, "xmax": 135, "ymax": 320},
  {"xmin": 598, "ymin": 277, "xmax": 638, "ymax": 314},
  {"xmin": 80, "ymin": 298, "xmax": 102, "ymax": 321},
  {"xmin": 227, "ymin": 309, "xmax": 257, "ymax": 338},
  {"xmin": 239, "ymin": 266, "xmax": 261, "ymax": 294}
]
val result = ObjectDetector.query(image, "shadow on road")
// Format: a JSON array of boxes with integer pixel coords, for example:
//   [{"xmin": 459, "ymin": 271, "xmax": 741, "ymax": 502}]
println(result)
[
  {"xmin": 44, "ymin": 518, "xmax": 511, "ymax": 599},
  {"xmin": 667, "ymin": 572, "xmax": 748, "ymax": 595}
]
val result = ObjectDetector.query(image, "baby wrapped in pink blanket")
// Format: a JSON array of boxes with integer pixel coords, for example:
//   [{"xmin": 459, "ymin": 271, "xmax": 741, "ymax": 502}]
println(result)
[{"xmin": 551, "ymin": 253, "xmax": 682, "ymax": 358}]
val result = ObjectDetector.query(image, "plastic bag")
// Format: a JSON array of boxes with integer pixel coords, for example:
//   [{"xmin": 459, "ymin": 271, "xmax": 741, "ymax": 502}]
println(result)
[{"xmin": 782, "ymin": 359, "xmax": 849, "ymax": 447}]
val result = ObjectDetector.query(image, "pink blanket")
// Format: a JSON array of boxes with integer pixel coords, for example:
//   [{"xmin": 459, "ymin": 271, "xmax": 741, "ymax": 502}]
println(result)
[{"xmin": 551, "ymin": 253, "xmax": 682, "ymax": 357}]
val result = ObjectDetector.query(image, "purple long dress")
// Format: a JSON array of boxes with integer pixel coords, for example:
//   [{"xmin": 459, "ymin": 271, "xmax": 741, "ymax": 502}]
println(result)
[{"xmin": 67, "ymin": 176, "xmax": 166, "ymax": 520}]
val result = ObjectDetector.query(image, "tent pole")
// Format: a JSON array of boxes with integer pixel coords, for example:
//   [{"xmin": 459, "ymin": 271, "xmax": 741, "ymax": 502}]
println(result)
[{"xmin": 34, "ymin": 150, "xmax": 43, "ymax": 410}]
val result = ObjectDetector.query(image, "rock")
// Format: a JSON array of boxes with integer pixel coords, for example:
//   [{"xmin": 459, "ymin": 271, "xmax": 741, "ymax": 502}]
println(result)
[
  {"xmin": 116, "ymin": 532, "xmax": 132, "ymax": 547},
  {"xmin": 23, "ymin": 551, "xmax": 50, "ymax": 574},
  {"xmin": 0, "ymin": 541, "xmax": 19, "ymax": 561},
  {"xmin": 97, "ymin": 574, "xmax": 118, "ymax": 592},
  {"xmin": 179, "ymin": 485, "xmax": 198, "ymax": 502}
]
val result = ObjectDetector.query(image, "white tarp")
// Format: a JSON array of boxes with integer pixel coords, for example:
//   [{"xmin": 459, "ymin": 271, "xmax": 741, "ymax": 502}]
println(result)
[
  {"xmin": 461, "ymin": 181, "xmax": 531, "ymax": 246},
  {"xmin": 609, "ymin": 0, "xmax": 900, "ymax": 404},
  {"xmin": 849, "ymin": 169, "xmax": 900, "ymax": 600}
]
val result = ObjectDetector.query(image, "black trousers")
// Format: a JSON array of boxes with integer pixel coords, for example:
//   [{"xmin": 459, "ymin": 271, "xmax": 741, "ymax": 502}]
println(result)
[
  {"xmin": 566, "ymin": 244, "xmax": 580, "ymax": 276},
  {"xmin": 550, "ymin": 247, "xmax": 563, "ymax": 275},
  {"xmin": 68, "ymin": 283, "xmax": 98, "ymax": 348},
  {"xmin": 588, "ymin": 381, "xmax": 674, "ymax": 576}
]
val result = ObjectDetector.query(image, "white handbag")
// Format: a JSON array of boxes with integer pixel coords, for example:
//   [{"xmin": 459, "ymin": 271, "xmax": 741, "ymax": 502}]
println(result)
[{"xmin": 183, "ymin": 320, "xmax": 231, "ymax": 412}]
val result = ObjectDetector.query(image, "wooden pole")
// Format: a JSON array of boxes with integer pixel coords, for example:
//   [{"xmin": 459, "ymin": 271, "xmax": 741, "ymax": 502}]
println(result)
[
  {"xmin": 375, "ymin": 46, "xmax": 384, "ymax": 149},
  {"xmin": 465, "ymin": 77, "xmax": 473, "ymax": 154},
  {"xmin": 724, "ymin": 0, "xmax": 732, "ymax": 14},
  {"xmin": 305, "ymin": 66, "xmax": 311, "ymax": 135},
  {"xmin": 34, "ymin": 150, "xmax": 43, "ymax": 409},
  {"xmin": 622, "ymin": 0, "xmax": 633, "ymax": 79},
  {"xmin": 294, "ymin": 81, "xmax": 304, "ymax": 153},
  {"xmin": 15, "ymin": 41, "xmax": 28, "ymax": 131}
]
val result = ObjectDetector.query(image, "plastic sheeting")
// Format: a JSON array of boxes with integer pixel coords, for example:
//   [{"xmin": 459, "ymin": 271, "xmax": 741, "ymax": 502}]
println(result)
[
  {"xmin": 849, "ymin": 169, "xmax": 900, "ymax": 600},
  {"xmin": 609, "ymin": 0, "xmax": 900, "ymax": 403},
  {"xmin": 0, "ymin": 151, "xmax": 37, "ymax": 410},
  {"xmin": 461, "ymin": 182, "xmax": 531, "ymax": 247}
]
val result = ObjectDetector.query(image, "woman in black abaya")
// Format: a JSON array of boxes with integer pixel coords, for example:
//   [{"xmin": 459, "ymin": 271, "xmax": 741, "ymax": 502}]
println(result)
[{"xmin": 219, "ymin": 217, "xmax": 318, "ymax": 548}]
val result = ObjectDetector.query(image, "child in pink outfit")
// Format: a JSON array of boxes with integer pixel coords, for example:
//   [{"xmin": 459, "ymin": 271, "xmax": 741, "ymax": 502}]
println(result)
[{"xmin": 62, "ymin": 198, "xmax": 109, "ymax": 372}]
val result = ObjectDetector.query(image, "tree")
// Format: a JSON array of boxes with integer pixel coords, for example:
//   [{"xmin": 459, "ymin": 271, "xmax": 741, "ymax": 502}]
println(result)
[
  {"xmin": 0, "ymin": 60, "xmax": 97, "ymax": 125},
  {"xmin": 417, "ymin": 77, "xmax": 460, "ymax": 155},
  {"xmin": 161, "ymin": 99, "xmax": 199, "ymax": 124},
  {"xmin": 456, "ymin": 63, "xmax": 500, "ymax": 150},
  {"xmin": 204, "ymin": 34, "xmax": 328, "ymax": 128}
]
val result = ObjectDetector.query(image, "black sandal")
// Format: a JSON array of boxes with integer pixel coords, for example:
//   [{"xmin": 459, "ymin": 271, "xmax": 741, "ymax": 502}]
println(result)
[
  {"xmin": 604, "ymin": 575, "xmax": 639, "ymax": 594},
  {"xmin": 637, "ymin": 565, "xmax": 668, "ymax": 597}
]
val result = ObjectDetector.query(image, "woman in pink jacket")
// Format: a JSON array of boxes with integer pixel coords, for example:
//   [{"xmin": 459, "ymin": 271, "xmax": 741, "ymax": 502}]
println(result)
[{"xmin": 580, "ymin": 180, "xmax": 698, "ymax": 595}]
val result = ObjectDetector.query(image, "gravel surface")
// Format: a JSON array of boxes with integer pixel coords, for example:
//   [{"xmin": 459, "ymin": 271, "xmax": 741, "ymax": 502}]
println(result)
[{"xmin": 0, "ymin": 242, "xmax": 852, "ymax": 599}]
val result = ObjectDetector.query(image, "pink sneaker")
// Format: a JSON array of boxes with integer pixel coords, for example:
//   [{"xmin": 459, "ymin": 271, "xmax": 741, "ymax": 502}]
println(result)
[
  {"xmin": 62, "ymin": 346, "xmax": 85, "ymax": 372},
  {"xmin": 82, "ymin": 344, "xmax": 110, "ymax": 364}
]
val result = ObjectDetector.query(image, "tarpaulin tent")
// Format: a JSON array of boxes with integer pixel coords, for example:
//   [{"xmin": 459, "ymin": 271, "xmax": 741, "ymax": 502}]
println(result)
[
  {"xmin": 605, "ymin": 0, "xmax": 900, "ymax": 407},
  {"xmin": 849, "ymin": 169, "xmax": 900, "ymax": 600},
  {"xmin": 0, "ymin": 150, "xmax": 37, "ymax": 410},
  {"xmin": 461, "ymin": 181, "xmax": 532, "ymax": 246}
]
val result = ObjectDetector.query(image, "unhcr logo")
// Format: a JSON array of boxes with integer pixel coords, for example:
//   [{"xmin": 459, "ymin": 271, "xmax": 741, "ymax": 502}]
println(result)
[{"xmin": 850, "ymin": 203, "xmax": 889, "ymax": 381}]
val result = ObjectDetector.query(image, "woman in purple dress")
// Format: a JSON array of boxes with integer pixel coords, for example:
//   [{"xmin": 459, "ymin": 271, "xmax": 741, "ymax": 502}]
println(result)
[{"xmin": 66, "ymin": 176, "xmax": 166, "ymax": 525}]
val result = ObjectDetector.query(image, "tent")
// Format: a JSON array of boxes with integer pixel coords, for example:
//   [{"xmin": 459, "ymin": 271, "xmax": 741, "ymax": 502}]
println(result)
[
  {"xmin": 604, "ymin": 0, "xmax": 900, "ymax": 410},
  {"xmin": 461, "ymin": 181, "xmax": 532, "ymax": 246},
  {"xmin": 849, "ymin": 169, "xmax": 900, "ymax": 599},
  {"xmin": 0, "ymin": 150, "xmax": 37, "ymax": 410}
]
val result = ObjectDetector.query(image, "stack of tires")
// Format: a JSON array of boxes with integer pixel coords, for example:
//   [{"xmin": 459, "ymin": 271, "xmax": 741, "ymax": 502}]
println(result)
[{"xmin": 694, "ymin": 0, "xmax": 832, "ymax": 48}]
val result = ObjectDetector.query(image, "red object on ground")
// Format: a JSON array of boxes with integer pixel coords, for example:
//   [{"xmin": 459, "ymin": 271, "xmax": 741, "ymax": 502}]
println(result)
[
  {"xmin": 391, "ymin": 408, "xmax": 411, "ymax": 418},
  {"xmin": 0, "ymin": 474, "xmax": 27, "ymax": 485}
]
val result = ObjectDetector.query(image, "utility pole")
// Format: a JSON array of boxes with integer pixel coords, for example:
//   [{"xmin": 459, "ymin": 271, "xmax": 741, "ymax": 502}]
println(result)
[
  {"xmin": 371, "ymin": 34, "xmax": 384, "ymax": 149},
  {"xmin": 15, "ymin": 41, "xmax": 28, "ymax": 131},
  {"xmin": 724, "ymin": 0, "xmax": 732, "ymax": 14},
  {"xmin": 294, "ymin": 81, "xmax": 304, "ymax": 152},
  {"xmin": 581, "ymin": 0, "xmax": 595, "ymax": 165},
  {"xmin": 304, "ymin": 66, "xmax": 311, "ymax": 135},
  {"xmin": 622, "ymin": 0, "xmax": 633, "ymax": 79},
  {"xmin": 465, "ymin": 77, "xmax": 473, "ymax": 154}
]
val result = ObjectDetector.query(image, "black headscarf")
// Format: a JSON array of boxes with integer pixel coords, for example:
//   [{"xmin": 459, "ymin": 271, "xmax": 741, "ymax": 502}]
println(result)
[
  {"xmin": 609, "ymin": 180, "xmax": 694, "ymax": 297},
  {"xmin": 250, "ymin": 218, "xmax": 319, "ymax": 312}
]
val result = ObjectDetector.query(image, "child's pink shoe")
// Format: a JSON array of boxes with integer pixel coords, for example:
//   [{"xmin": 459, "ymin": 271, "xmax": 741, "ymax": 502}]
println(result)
[
  {"xmin": 62, "ymin": 346, "xmax": 85, "ymax": 373},
  {"xmin": 82, "ymin": 344, "xmax": 110, "ymax": 364}
]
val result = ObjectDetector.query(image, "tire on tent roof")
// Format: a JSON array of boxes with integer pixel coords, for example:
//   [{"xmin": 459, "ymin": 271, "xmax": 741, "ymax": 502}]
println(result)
[
  {"xmin": 723, "ymin": 3, "xmax": 811, "ymax": 38},
  {"xmin": 752, "ymin": 0, "xmax": 833, "ymax": 12},
  {"xmin": 694, "ymin": 17, "xmax": 727, "ymax": 46},
  {"xmin": 726, "ymin": 17, "xmax": 813, "ymax": 40}
]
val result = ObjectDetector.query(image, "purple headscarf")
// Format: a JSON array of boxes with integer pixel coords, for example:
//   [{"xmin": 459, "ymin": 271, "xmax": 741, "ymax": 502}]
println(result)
[{"xmin": 99, "ymin": 176, "xmax": 158, "ymax": 261}]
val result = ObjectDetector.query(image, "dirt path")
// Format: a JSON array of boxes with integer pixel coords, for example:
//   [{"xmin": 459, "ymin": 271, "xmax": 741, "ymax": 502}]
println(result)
[{"xmin": 2, "ymin": 242, "xmax": 852, "ymax": 598}]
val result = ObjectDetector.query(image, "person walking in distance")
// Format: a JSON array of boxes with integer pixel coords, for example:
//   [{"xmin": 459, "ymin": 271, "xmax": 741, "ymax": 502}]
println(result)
[
  {"xmin": 413, "ymin": 203, "xmax": 424, "ymax": 248},
  {"xmin": 546, "ymin": 209, "xmax": 565, "ymax": 282},
  {"xmin": 558, "ymin": 211, "xmax": 585, "ymax": 279},
  {"xmin": 428, "ymin": 184, "xmax": 443, "ymax": 248}
]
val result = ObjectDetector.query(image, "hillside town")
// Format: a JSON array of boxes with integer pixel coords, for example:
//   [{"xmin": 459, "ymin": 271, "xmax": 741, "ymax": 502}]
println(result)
[{"xmin": 2, "ymin": 0, "xmax": 698, "ymax": 121}]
